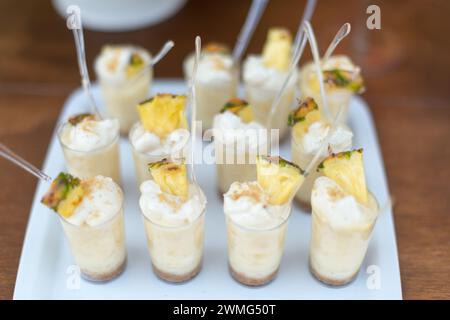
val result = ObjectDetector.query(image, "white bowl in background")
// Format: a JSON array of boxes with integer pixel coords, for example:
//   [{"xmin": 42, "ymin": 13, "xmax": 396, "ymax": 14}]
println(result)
[{"xmin": 52, "ymin": 0, "xmax": 187, "ymax": 32}]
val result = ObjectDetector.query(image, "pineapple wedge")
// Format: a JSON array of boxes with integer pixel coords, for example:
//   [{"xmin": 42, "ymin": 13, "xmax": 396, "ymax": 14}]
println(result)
[
  {"xmin": 256, "ymin": 155, "xmax": 304, "ymax": 205},
  {"xmin": 220, "ymin": 98, "xmax": 253, "ymax": 123},
  {"xmin": 41, "ymin": 172, "xmax": 84, "ymax": 218},
  {"xmin": 318, "ymin": 149, "xmax": 368, "ymax": 203},
  {"xmin": 262, "ymin": 28, "xmax": 292, "ymax": 71},
  {"xmin": 137, "ymin": 94, "xmax": 188, "ymax": 138},
  {"xmin": 126, "ymin": 52, "xmax": 145, "ymax": 78},
  {"xmin": 288, "ymin": 98, "xmax": 321, "ymax": 137},
  {"xmin": 323, "ymin": 69, "xmax": 365, "ymax": 93},
  {"xmin": 148, "ymin": 159, "xmax": 189, "ymax": 200}
]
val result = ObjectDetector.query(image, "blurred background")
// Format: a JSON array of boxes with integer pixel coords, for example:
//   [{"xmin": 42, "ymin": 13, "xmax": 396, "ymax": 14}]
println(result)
[{"xmin": 0, "ymin": 0, "xmax": 449, "ymax": 299}]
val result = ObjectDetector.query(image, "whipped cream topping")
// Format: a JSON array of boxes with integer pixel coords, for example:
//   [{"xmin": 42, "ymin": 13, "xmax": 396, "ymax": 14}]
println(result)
[
  {"xmin": 299, "ymin": 121, "xmax": 353, "ymax": 157},
  {"xmin": 94, "ymin": 45, "xmax": 151, "ymax": 83},
  {"xmin": 60, "ymin": 117, "xmax": 120, "ymax": 152},
  {"xmin": 130, "ymin": 122, "xmax": 188, "ymax": 156},
  {"xmin": 66, "ymin": 176, "xmax": 123, "ymax": 227},
  {"xmin": 311, "ymin": 177, "xmax": 378, "ymax": 229},
  {"xmin": 243, "ymin": 55, "xmax": 298, "ymax": 92},
  {"xmin": 139, "ymin": 180, "xmax": 206, "ymax": 227},
  {"xmin": 224, "ymin": 181, "xmax": 290, "ymax": 230},
  {"xmin": 212, "ymin": 111, "xmax": 267, "ymax": 152},
  {"xmin": 184, "ymin": 52, "xmax": 235, "ymax": 86}
]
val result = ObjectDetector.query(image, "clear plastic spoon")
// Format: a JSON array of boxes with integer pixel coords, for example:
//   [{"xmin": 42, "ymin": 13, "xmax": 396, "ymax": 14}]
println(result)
[
  {"xmin": 232, "ymin": 0, "xmax": 268, "ymax": 65},
  {"xmin": 302, "ymin": 21, "xmax": 333, "ymax": 122},
  {"xmin": 322, "ymin": 23, "xmax": 351, "ymax": 64},
  {"xmin": 188, "ymin": 36, "xmax": 202, "ymax": 183},
  {"xmin": 0, "ymin": 143, "xmax": 52, "ymax": 182},
  {"xmin": 130, "ymin": 41, "xmax": 175, "ymax": 82},
  {"xmin": 66, "ymin": 6, "xmax": 101, "ymax": 118}
]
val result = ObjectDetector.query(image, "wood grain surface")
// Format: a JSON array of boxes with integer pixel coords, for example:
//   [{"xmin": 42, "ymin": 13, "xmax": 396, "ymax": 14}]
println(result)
[{"xmin": 0, "ymin": 0, "xmax": 449, "ymax": 299}]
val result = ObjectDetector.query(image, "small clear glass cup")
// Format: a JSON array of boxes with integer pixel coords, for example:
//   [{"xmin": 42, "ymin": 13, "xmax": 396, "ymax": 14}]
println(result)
[
  {"xmin": 299, "ymin": 66, "xmax": 351, "ymax": 124},
  {"xmin": 59, "ymin": 201, "xmax": 127, "ymax": 282},
  {"xmin": 58, "ymin": 122, "xmax": 121, "ymax": 184},
  {"xmin": 214, "ymin": 133, "xmax": 267, "ymax": 194},
  {"xmin": 244, "ymin": 71, "xmax": 297, "ymax": 140},
  {"xmin": 97, "ymin": 67, "xmax": 153, "ymax": 134},
  {"xmin": 309, "ymin": 192, "xmax": 379, "ymax": 286},
  {"xmin": 140, "ymin": 184, "xmax": 206, "ymax": 283},
  {"xmin": 183, "ymin": 55, "xmax": 239, "ymax": 130},
  {"xmin": 128, "ymin": 122, "xmax": 175, "ymax": 186},
  {"xmin": 225, "ymin": 203, "xmax": 291, "ymax": 286},
  {"xmin": 290, "ymin": 132, "xmax": 321, "ymax": 210}
]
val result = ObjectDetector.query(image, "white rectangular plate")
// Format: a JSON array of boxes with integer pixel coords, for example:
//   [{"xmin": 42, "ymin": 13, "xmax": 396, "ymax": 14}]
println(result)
[{"xmin": 14, "ymin": 79, "xmax": 402, "ymax": 299}]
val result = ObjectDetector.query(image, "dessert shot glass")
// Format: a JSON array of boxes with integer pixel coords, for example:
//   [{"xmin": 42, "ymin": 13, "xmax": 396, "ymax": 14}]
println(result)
[
  {"xmin": 141, "ymin": 185, "xmax": 206, "ymax": 283},
  {"xmin": 183, "ymin": 58, "xmax": 239, "ymax": 130},
  {"xmin": 245, "ymin": 81, "xmax": 296, "ymax": 140},
  {"xmin": 309, "ymin": 192, "xmax": 379, "ymax": 286},
  {"xmin": 58, "ymin": 122, "xmax": 121, "ymax": 184},
  {"xmin": 97, "ymin": 67, "xmax": 152, "ymax": 134},
  {"xmin": 290, "ymin": 133, "xmax": 321, "ymax": 209},
  {"xmin": 225, "ymin": 203, "xmax": 291, "ymax": 286},
  {"xmin": 59, "ymin": 202, "xmax": 127, "ymax": 282},
  {"xmin": 128, "ymin": 122, "xmax": 174, "ymax": 186}
]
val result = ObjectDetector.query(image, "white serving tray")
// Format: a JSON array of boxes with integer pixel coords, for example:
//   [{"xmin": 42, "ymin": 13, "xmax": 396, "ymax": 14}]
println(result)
[{"xmin": 14, "ymin": 79, "xmax": 402, "ymax": 299}]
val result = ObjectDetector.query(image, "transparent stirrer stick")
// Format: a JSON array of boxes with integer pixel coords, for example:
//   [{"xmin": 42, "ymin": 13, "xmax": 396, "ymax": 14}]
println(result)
[
  {"xmin": 303, "ymin": 21, "xmax": 332, "ymax": 122},
  {"xmin": 232, "ymin": 0, "xmax": 268, "ymax": 65},
  {"xmin": 67, "ymin": 7, "xmax": 101, "ymax": 117},
  {"xmin": 293, "ymin": 0, "xmax": 317, "ymax": 58},
  {"xmin": 188, "ymin": 36, "xmax": 202, "ymax": 183},
  {"xmin": 150, "ymin": 40, "xmax": 175, "ymax": 66},
  {"xmin": 0, "ymin": 143, "xmax": 52, "ymax": 182},
  {"xmin": 322, "ymin": 23, "xmax": 351, "ymax": 64}
]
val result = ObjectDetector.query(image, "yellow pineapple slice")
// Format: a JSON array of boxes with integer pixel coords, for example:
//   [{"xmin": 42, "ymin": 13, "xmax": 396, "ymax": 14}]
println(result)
[
  {"xmin": 137, "ymin": 94, "xmax": 188, "ymax": 138},
  {"xmin": 288, "ymin": 98, "xmax": 321, "ymax": 137},
  {"xmin": 318, "ymin": 149, "xmax": 368, "ymax": 203},
  {"xmin": 262, "ymin": 28, "xmax": 292, "ymax": 71},
  {"xmin": 323, "ymin": 69, "xmax": 365, "ymax": 93},
  {"xmin": 126, "ymin": 52, "xmax": 145, "ymax": 77},
  {"xmin": 41, "ymin": 172, "xmax": 84, "ymax": 218},
  {"xmin": 56, "ymin": 185, "xmax": 85, "ymax": 218},
  {"xmin": 256, "ymin": 155, "xmax": 304, "ymax": 205},
  {"xmin": 148, "ymin": 159, "xmax": 189, "ymax": 200},
  {"xmin": 220, "ymin": 98, "xmax": 253, "ymax": 123}
]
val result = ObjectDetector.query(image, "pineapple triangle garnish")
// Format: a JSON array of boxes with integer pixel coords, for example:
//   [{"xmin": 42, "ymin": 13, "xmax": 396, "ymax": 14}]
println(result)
[
  {"xmin": 318, "ymin": 149, "xmax": 368, "ymax": 203},
  {"xmin": 262, "ymin": 28, "xmax": 292, "ymax": 71},
  {"xmin": 137, "ymin": 93, "xmax": 188, "ymax": 138},
  {"xmin": 288, "ymin": 98, "xmax": 322, "ymax": 137},
  {"xmin": 323, "ymin": 69, "xmax": 365, "ymax": 94},
  {"xmin": 220, "ymin": 98, "xmax": 253, "ymax": 123},
  {"xmin": 148, "ymin": 158, "xmax": 189, "ymax": 200},
  {"xmin": 256, "ymin": 155, "xmax": 304, "ymax": 205},
  {"xmin": 41, "ymin": 172, "xmax": 84, "ymax": 218},
  {"xmin": 126, "ymin": 52, "xmax": 145, "ymax": 77}
]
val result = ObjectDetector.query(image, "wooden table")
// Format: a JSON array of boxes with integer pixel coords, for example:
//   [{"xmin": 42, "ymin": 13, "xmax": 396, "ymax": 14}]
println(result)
[{"xmin": 0, "ymin": 0, "xmax": 449, "ymax": 300}]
